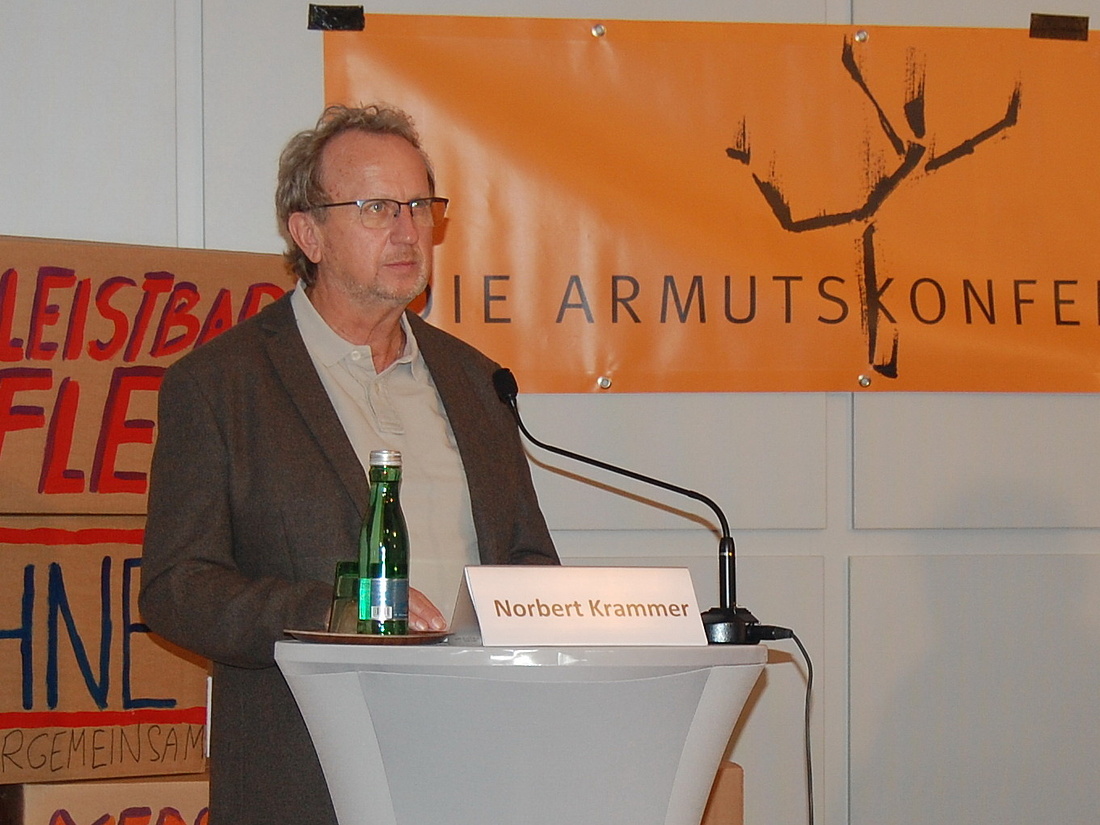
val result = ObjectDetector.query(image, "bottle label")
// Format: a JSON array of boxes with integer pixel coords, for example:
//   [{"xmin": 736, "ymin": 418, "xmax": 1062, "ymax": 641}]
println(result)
[{"xmin": 366, "ymin": 577, "xmax": 409, "ymax": 622}]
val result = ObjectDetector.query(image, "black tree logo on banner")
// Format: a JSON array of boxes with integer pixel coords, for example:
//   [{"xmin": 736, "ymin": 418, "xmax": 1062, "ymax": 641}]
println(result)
[{"xmin": 727, "ymin": 36, "xmax": 1022, "ymax": 378}]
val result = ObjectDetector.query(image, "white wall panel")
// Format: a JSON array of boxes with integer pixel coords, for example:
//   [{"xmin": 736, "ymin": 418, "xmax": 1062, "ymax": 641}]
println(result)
[
  {"xmin": 0, "ymin": 1, "xmax": 178, "ymax": 246},
  {"xmin": 523, "ymin": 392, "xmax": 828, "ymax": 530},
  {"xmin": 850, "ymin": 554, "xmax": 1100, "ymax": 825},
  {"xmin": 853, "ymin": 1, "xmax": 1099, "ymax": 28},
  {"xmin": 852, "ymin": 393, "xmax": 1100, "ymax": 528},
  {"xmin": 175, "ymin": 0, "xmax": 205, "ymax": 249},
  {"xmin": 202, "ymin": 1, "xmax": 325, "ymax": 255}
]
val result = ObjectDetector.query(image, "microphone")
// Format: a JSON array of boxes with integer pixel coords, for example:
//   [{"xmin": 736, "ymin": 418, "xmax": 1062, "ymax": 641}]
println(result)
[{"xmin": 493, "ymin": 367, "xmax": 761, "ymax": 644}]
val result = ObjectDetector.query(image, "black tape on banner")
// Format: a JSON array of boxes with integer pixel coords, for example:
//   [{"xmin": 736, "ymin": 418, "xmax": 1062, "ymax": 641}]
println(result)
[
  {"xmin": 308, "ymin": 5, "xmax": 365, "ymax": 31},
  {"xmin": 1029, "ymin": 13, "xmax": 1089, "ymax": 41}
]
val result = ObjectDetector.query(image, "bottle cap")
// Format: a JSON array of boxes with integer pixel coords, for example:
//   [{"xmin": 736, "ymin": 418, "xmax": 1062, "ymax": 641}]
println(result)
[{"xmin": 368, "ymin": 449, "xmax": 402, "ymax": 466}]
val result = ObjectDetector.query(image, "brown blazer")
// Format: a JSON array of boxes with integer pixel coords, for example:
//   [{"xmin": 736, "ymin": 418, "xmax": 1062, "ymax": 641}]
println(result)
[{"xmin": 139, "ymin": 293, "xmax": 557, "ymax": 825}]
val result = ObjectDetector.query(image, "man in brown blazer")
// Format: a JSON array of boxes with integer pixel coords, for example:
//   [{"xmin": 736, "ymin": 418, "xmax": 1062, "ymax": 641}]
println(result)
[{"xmin": 139, "ymin": 104, "xmax": 559, "ymax": 825}]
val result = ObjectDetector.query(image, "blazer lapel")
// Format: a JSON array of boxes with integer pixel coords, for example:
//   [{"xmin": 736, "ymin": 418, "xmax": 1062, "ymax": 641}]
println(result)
[
  {"xmin": 408, "ymin": 312, "xmax": 499, "ymax": 542},
  {"xmin": 257, "ymin": 294, "xmax": 369, "ymax": 516}
]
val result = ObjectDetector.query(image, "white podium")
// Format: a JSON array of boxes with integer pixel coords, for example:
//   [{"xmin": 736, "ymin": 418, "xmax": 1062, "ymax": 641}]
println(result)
[{"xmin": 275, "ymin": 641, "xmax": 765, "ymax": 825}]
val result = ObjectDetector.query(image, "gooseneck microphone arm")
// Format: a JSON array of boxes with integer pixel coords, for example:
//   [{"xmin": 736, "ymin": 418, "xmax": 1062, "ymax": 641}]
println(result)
[{"xmin": 492, "ymin": 367, "xmax": 759, "ymax": 644}]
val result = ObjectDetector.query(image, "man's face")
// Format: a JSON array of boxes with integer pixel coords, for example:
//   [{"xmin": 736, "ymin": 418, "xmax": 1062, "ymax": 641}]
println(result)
[{"xmin": 300, "ymin": 130, "xmax": 434, "ymax": 308}]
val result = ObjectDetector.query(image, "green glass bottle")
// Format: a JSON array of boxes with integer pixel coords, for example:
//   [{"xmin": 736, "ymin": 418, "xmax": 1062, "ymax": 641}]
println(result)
[{"xmin": 358, "ymin": 449, "xmax": 409, "ymax": 635}]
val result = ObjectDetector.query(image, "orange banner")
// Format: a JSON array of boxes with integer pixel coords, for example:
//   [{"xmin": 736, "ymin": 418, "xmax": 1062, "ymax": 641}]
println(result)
[{"xmin": 325, "ymin": 17, "xmax": 1100, "ymax": 392}]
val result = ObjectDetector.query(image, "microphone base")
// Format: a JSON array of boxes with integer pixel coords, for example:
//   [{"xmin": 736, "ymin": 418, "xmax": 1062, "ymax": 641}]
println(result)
[{"xmin": 702, "ymin": 605, "xmax": 760, "ymax": 645}]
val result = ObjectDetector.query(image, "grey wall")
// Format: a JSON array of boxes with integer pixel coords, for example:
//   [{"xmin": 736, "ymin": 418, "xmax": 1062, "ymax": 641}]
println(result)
[{"xmin": 3, "ymin": 2, "xmax": 1098, "ymax": 824}]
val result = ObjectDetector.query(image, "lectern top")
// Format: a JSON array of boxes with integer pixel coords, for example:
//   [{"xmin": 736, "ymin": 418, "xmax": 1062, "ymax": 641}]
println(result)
[{"xmin": 274, "ymin": 640, "xmax": 767, "ymax": 676}]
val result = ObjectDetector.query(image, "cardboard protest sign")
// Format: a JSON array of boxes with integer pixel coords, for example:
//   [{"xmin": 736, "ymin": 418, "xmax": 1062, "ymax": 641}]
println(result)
[
  {"xmin": 0, "ymin": 235, "xmax": 288, "ymax": 514},
  {"xmin": 0, "ymin": 772, "xmax": 208, "ymax": 824},
  {"xmin": 2, "ymin": 237, "xmax": 287, "ymax": 782},
  {"xmin": 0, "ymin": 523, "xmax": 208, "ymax": 784}
]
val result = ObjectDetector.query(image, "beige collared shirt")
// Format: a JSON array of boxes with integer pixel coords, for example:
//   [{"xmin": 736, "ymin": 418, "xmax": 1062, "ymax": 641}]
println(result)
[{"xmin": 291, "ymin": 286, "xmax": 478, "ymax": 621}]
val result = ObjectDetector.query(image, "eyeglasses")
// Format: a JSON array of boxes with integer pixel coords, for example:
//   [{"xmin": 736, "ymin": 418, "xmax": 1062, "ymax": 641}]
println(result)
[{"xmin": 311, "ymin": 197, "xmax": 449, "ymax": 229}]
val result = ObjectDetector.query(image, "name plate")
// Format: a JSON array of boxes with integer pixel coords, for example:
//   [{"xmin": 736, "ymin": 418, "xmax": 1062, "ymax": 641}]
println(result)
[{"xmin": 459, "ymin": 566, "xmax": 707, "ymax": 646}]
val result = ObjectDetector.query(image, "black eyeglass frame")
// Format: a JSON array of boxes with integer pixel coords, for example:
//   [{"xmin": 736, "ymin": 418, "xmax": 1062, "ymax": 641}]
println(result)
[{"xmin": 309, "ymin": 197, "xmax": 449, "ymax": 226}]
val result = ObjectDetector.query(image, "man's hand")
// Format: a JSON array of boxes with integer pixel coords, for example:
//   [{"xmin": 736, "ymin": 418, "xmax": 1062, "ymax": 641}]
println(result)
[{"xmin": 409, "ymin": 587, "xmax": 447, "ymax": 632}]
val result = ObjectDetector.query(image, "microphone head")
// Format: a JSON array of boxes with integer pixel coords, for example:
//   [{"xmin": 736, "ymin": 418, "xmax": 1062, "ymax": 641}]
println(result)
[{"xmin": 492, "ymin": 368, "xmax": 519, "ymax": 405}]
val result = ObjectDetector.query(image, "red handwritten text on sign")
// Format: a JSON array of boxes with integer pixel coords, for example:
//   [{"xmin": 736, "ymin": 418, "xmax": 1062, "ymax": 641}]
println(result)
[{"xmin": 0, "ymin": 236, "xmax": 289, "ymax": 513}]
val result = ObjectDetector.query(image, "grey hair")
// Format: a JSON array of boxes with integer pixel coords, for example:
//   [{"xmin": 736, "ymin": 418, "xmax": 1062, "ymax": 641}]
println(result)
[{"xmin": 274, "ymin": 104, "xmax": 435, "ymax": 286}]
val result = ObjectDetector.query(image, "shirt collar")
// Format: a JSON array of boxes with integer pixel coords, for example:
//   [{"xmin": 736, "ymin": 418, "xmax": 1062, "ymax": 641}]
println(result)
[{"xmin": 291, "ymin": 284, "xmax": 425, "ymax": 379}]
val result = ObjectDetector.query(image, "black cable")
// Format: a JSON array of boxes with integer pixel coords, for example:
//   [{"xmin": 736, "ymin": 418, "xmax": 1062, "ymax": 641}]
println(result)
[
  {"xmin": 791, "ymin": 631, "xmax": 814, "ymax": 825},
  {"xmin": 747, "ymin": 625, "xmax": 815, "ymax": 825}
]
